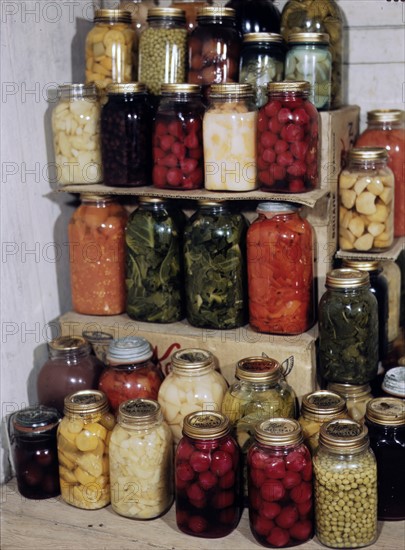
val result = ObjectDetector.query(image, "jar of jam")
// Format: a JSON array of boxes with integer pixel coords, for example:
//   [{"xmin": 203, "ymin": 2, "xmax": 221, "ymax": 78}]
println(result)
[
  {"xmin": 37, "ymin": 336, "xmax": 104, "ymax": 414},
  {"xmin": 203, "ymin": 83, "xmax": 258, "ymax": 191},
  {"xmin": 257, "ymin": 81, "xmax": 319, "ymax": 192},
  {"xmin": 171, "ymin": 0, "xmax": 212, "ymax": 32},
  {"xmin": 225, "ymin": 0, "xmax": 281, "ymax": 35},
  {"xmin": 247, "ymin": 418, "xmax": 313, "ymax": 548},
  {"xmin": 57, "ymin": 390, "xmax": 115, "ymax": 509},
  {"xmin": 247, "ymin": 201, "xmax": 315, "ymax": 334},
  {"xmin": 109, "ymin": 399, "xmax": 173, "ymax": 518},
  {"xmin": 99, "ymin": 336, "xmax": 164, "ymax": 414},
  {"xmin": 152, "ymin": 84, "xmax": 205, "ymax": 190},
  {"xmin": 318, "ymin": 269, "xmax": 379, "ymax": 385},
  {"xmin": 338, "ymin": 147, "xmax": 394, "ymax": 252},
  {"xmin": 326, "ymin": 383, "xmax": 372, "ymax": 423},
  {"xmin": 9, "ymin": 406, "xmax": 61, "ymax": 499},
  {"xmin": 68, "ymin": 194, "xmax": 128, "ymax": 315},
  {"xmin": 158, "ymin": 348, "xmax": 228, "ymax": 444},
  {"xmin": 175, "ymin": 411, "xmax": 241, "ymax": 538}
]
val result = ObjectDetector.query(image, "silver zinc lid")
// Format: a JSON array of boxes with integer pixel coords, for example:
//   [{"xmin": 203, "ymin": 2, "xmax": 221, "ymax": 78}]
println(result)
[{"xmin": 107, "ymin": 336, "xmax": 153, "ymax": 364}]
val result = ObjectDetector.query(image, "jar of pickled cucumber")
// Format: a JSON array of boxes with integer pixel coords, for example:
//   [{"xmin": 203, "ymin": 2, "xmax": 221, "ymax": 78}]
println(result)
[
  {"xmin": 57, "ymin": 390, "xmax": 115, "ymax": 510},
  {"xmin": 313, "ymin": 419, "xmax": 378, "ymax": 548},
  {"xmin": 326, "ymin": 384, "xmax": 372, "ymax": 424},
  {"xmin": 157, "ymin": 348, "xmax": 228, "ymax": 444},
  {"xmin": 109, "ymin": 399, "xmax": 173, "ymax": 519}
]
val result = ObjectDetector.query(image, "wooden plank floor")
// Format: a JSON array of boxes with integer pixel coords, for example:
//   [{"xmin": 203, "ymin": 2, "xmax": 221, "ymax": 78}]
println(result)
[{"xmin": 1, "ymin": 479, "xmax": 404, "ymax": 550}]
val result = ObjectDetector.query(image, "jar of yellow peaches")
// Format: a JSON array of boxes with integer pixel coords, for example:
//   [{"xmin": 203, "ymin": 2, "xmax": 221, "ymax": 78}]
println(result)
[{"xmin": 57, "ymin": 390, "xmax": 115, "ymax": 510}]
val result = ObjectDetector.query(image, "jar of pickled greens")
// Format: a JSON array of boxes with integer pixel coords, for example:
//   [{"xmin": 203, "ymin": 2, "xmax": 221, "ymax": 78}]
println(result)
[
  {"xmin": 175, "ymin": 411, "xmax": 241, "ymax": 538},
  {"xmin": 57, "ymin": 390, "xmax": 115, "ymax": 510},
  {"xmin": 247, "ymin": 418, "xmax": 313, "ymax": 548},
  {"xmin": 171, "ymin": 0, "xmax": 212, "ymax": 32},
  {"xmin": 225, "ymin": 0, "xmax": 281, "ymax": 35},
  {"xmin": 109, "ymin": 399, "xmax": 173, "ymax": 519},
  {"xmin": 380, "ymin": 260, "xmax": 401, "ymax": 347},
  {"xmin": 68, "ymin": 194, "xmax": 128, "ymax": 315},
  {"xmin": 183, "ymin": 200, "xmax": 248, "ymax": 328},
  {"xmin": 313, "ymin": 419, "xmax": 378, "ymax": 548},
  {"xmin": 158, "ymin": 348, "xmax": 228, "ymax": 444},
  {"xmin": 239, "ymin": 32, "xmax": 285, "ymax": 108},
  {"xmin": 326, "ymin": 383, "xmax": 372, "ymax": 423},
  {"xmin": 280, "ymin": 0, "xmax": 343, "ymax": 109},
  {"xmin": 125, "ymin": 197, "xmax": 185, "ymax": 323}
]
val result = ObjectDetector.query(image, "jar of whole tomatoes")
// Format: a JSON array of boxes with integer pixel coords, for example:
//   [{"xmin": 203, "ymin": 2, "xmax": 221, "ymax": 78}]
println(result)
[
  {"xmin": 99, "ymin": 336, "xmax": 163, "ymax": 414},
  {"xmin": 257, "ymin": 81, "xmax": 319, "ymax": 192},
  {"xmin": 68, "ymin": 194, "xmax": 128, "ymax": 315},
  {"xmin": 247, "ymin": 418, "xmax": 313, "ymax": 548},
  {"xmin": 175, "ymin": 411, "xmax": 241, "ymax": 538},
  {"xmin": 247, "ymin": 201, "xmax": 315, "ymax": 334}
]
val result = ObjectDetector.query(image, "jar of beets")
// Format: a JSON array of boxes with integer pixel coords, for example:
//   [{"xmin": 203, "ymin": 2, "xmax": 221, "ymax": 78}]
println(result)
[
  {"xmin": 152, "ymin": 84, "xmax": 205, "ymax": 189},
  {"xmin": 257, "ymin": 80, "xmax": 319, "ymax": 193},
  {"xmin": 175, "ymin": 410, "xmax": 241, "ymax": 538},
  {"xmin": 247, "ymin": 417, "xmax": 313, "ymax": 548}
]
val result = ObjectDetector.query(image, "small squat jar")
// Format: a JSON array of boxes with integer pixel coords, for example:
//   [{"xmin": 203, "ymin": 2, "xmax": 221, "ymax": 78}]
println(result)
[
  {"xmin": 109, "ymin": 399, "xmax": 173, "ymax": 519},
  {"xmin": 326, "ymin": 383, "xmax": 372, "ymax": 423}
]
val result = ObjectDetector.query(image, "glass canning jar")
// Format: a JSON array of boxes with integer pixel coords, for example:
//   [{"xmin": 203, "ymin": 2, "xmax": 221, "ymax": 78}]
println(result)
[
  {"xmin": 158, "ymin": 348, "xmax": 228, "ymax": 444},
  {"xmin": 326, "ymin": 383, "xmax": 372, "ymax": 424},
  {"xmin": 225, "ymin": 0, "xmax": 281, "ymax": 35},
  {"xmin": 247, "ymin": 418, "xmax": 313, "ymax": 548},
  {"xmin": 313, "ymin": 419, "xmax": 378, "ymax": 548},
  {"xmin": 171, "ymin": 0, "xmax": 212, "ymax": 33},
  {"xmin": 380, "ymin": 260, "xmax": 401, "ymax": 347},
  {"xmin": 109, "ymin": 399, "xmax": 173, "ymax": 519},
  {"xmin": 175, "ymin": 411, "xmax": 241, "ymax": 538}
]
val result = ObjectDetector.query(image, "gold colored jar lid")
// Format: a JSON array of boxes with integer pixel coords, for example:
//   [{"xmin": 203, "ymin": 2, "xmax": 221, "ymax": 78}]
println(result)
[
  {"xmin": 325, "ymin": 268, "xmax": 370, "ymax": 289},
  {"xmin": 342, "ymin": 259, "xmax": 380, "ymax": 272},
  {"xmin": 243, "ymin": 32, "xmax": 283, "ymax": 44},
  {"xmin": 161, "ymin": 83, "xmax": 201, "ymax": 95},
  {"xmin": 301, "ymin": 390, "xmax": 347, "ymax": 422},
  {"xmin": 171, "ymin": 348, "xmax": 215, "ymax": 372},
  {"xmin": 118, "ymin": 398, "xmax": 162, "ymax": 425},
  {"xmin": 12, "ymin": 406, "xmax": 61, "ymax": 435},
  {"xmin": 197, "ymin": 6, "xmax": 235, "ymax": 19},
  {"xmin": 236, "ymin": 356, "xmax": 282, "ymax": 383},
  {"xmin": 183, "ymin": 411, "xmax": 230, "ymax": 439},
  {"xmin": 327, "ymin": 382, "xmax": 372, "ymax": 399},
  {"xmin": 367, "ymin": 109, "xmax": 404, "ymax": 123},
  {"xmin": 80, "ymin": 193, "xmax": 113, "ymax": 203},
  {"xmin": 94, "ymin": 9, "xmax": 132, "ymax": 24},
  {"xmin": 106, "ymin": 83, "xmax": 147, "ymax": 94},
  {"xmin": 49, "ymin": 336, "xmax": 90, "ymax": 352},
  {"xmin": 197, "ymin": 200, "xmax": 227, "ymax": 207},
  {"xmin": 138, "ymin": 196, "xmax": 166, "ymax": 204},
  {"xmin": 64, "ymin": 390, "xmax": 110, "ymax": 416},
  {"xmin": 365, "ymin": 397, "xmax": 405, "ymax": 426},
  {"xmin": 267, "ymin": 80, "xmax": 311, "ymax": 94},
  {"xmin": 210, "ymin": 83, "xmax": 253, "ymax": 98},
  {"xmin": 58, "ymin": 83, "xmax": 98, "ymax": 100},
  {"xmin": 288, "ymin": 32, "xmax": 330, "ymax": 44},
  {"xmin": 347, "ymin": 146, "xmax": 388, "ymax": 162},
  {"xmin": 319, "ymin": 418, "xmax": 369, "ymax": 452},
  {"xmin": 254, "ymin": 418, "xmax": 303, "ymax": 447},
  {"xmin": 147, "ymin": 7, "xmax": 186, "ymax": 21}
]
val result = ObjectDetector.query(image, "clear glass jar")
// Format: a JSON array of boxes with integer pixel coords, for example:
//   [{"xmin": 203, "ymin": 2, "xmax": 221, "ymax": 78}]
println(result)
[
  {"xmin": 280, "ymin": 0, "xmax": 343, "ymax": 109},
  {"xmin": 318, "ymin": 268, "xmax": 379, "ymax": 385},
  {"xmin": 183, "ymin": 200, "xmax": 248, "ymax": 328},
  {"xmin": 239, "ymin": 32, "xmax": 285, "ymax": 109},
  {"xmin": 258, "ymin": 81, "xmax": 319, "ymax": 192},
  {"xmin": 52, "ymin": 84, "xmax": 102, "ymax": 185},
  {"xmin": 225, "ymin": 0, "xmax": 281, "ymax": 35},
  {"xmin": 171, "ymin": 0, "xmax": 212, "ymax": 33},
  {"xmin": 158, "ymin": 348, "xmax": 228, "ymax": 444},
  {"xmin": 380, "ymin": 260, "xmax": 401, "ymax": 347},
  {"xmin": 313, "ymin": 419, "xmax": 378, "ymax": 548},
  {"xmin": 125, "ymin": 197, "xmax": 186, "ymax": 322},
  {"xmin": 37, "ymin": 336, "xmax": 104, "ymax": 414},
  {"xmin": 339, "ymin": 147, "xmax": 394, "ymax": 252},
  {"xmin": 98, "ymin": 336, "xmax": 164, "ymax": 414},
  {"xmin": 203, "ymin": 83, "xmax": 258, "ymax": 191},
  {"xmin": 285, "ymin": 32, "xmax": 331, "ymax": 111},
  {"xmin": 109, "ymin": 398, "xmax": 173, "ymax": 518},
  {"xmin": 152, "ymin": 84, "xmax": 205, "ymax": 189},
  {"xmin": 68, "ymin": 194, "xmax": 128, "ymax": 315},
  {"xmin": 57, "ymin": 390, "xmax": 116, "ymax": 510},
  {"xmin": 326, "ymin": 383, "xmax": 372, "ymax": 424},
  {"xmin": 247, "ymin": 202, "xmax": 315, "ymax": 334},
  {"xmin": 355, "ymin": 110, "xmax": 405, "ymax": 237},
  {"xmin": 9, "ymin": 406, "xmax": 61, "ymax": 499},
  {"xmin": 247, "ymin": 418, "xmax": 313, "ymax": 548},
  {"xmin": 175, "ymin": 411, "xmax": 241, "ymax": 538},
  {"xmin": 365, "ymin": 397, "xmax": 405, "ymax": 521}
]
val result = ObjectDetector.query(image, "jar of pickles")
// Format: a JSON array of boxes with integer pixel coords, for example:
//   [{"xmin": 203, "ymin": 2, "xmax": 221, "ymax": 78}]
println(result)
[
  {"xmin": 68, "ymin": 194, "xmax": 128, "ymax": 315},
  {"xmin": 175, "ymin": 411, "xmax": 241, "ymax": 538},
  {"xmin": 109, "ymin": 399, "xmax": 173, "ymax": 518},
  {"xmin": 313, "ymin": 419, "xmax": 378, "ymax": 548},
  {"xmin": 326, "ymin": 383, "xmax": 372, "ymax": 423},
  {"xmin": 247, "ymin": 418, "xmax": 313, "ymax": 548},
  {"xmin": 57, "ymin": 390, "xmax": 115, "ymax": 510},
  {"xmin": 158, "ymin": 348, "xmax": 228, "ymax": 444},
  {"xmin": 225, "ymin": 0, "xmax": 281, "ymax": 35}
]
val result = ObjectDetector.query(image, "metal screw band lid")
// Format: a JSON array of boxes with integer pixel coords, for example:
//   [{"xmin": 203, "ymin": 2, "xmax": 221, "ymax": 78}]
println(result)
[
  {"xmin": 367, "ymin": 109, "xmax": 404, "ymax": 123},
  {"xmin": 243, "ymin": 32, "xmax": 283, "ymax": 44},
  {"xmin": 64, "ymin": 390, "xmax": 110, "ymax": 416},
  {"xmin": 147, "ymin": 7, "xmax": 186, "ymax": 22},
  {"xmin": 107, "ymin": 336, "xmax": 153, "ymax": 364},
  {"xmin": 106, "ymin": 83, "xmax": 147, "ymax": 94},
  {"xmin": 342, "ymin": 259, "xmax": 380, "ymax": 272},
  {"xmin": 365, "ymin": 397, "xmax": 405, "ymax": 426},
  {"xmin": 94, "ymin": 9, "xmax": 132, "ymax": 24},
  {"xmin": 197, "ymin": 7, "xmax": 235, "ymax": 19},
  {"xmin": 325, "ymin": 268, "xmax": 369, "ymax": 289},
  {"xmin": 118, "ymin": 398, "xmax": 163, "ymax": 426},
  {"xmin": 236, "ymin": 356, "xmax": 282, "ymax": 383},
  {"xmin": 257, "ymin": 201, "xmax": 299, "ymax": 213},
  {"xmin": 288, "ymin": 32, "xmax": 330, "ymax": 44},
  {"xmin": 254, "ymin": 418, "xmax": 303, "ymax": 447},
  {"xmin": 182, "ymin": 411, "xmax": 230, "ymax": 439},
  {"xmin": 268, "ymin": 81, "xmax": 310, "ymax": 94},
  {"xmin": 347, "ymin": 147, "xmax": 388, "ymax": 162},
  {"xmin": 171, "ymin": 348, "xmax": 215, "ymax": 372},
  {"xmin": 319, "ymin": 419, "xmax": 369, "ymax": 452},
  {"xmin": 12, "ymin": 406, "xmax": 61, "ymax": 434},
  {"xmin": 49, "ymin": 336, "xmax": 90, "ymax": 352},
  {"xmin": 301, "ymin": 390, "xmax": 347, "ymax": 422},
  {"xmin": 58, "ymin": 83, "xmax": 98, "ymax": 100}
]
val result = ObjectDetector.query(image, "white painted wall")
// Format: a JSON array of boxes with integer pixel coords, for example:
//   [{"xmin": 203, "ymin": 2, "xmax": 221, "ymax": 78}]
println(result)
[{"xmin": 1, "ymin": 0, "xmax": 404, "ymax": 482}]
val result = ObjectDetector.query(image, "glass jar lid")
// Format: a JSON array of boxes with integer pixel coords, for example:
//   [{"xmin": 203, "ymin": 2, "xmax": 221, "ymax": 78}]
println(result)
[
  {"xmin": 161, "ymin": 83, "xmax": 201, "ymax": 95},
  {"xmin": 197, "ymin": 6, "xmax": 235, "ymax": 20},
  {"xmin": 12, "ymin": 406, "xmax": 61, "ymax": 434},
  {"xmin": 301, "ymin": 390, "xmax": 347, "ymax": 422},
  {"xmin": 319, "ymin": 419, "xmax": 369, "ymax": 452},
  {"xmin": 327, "ymin": 382, "xmax": 372, "ymax": 400},
  {"xmin": 48, "ymin": 336, "xmax": 90, "ymax": 352},
  {"xmin": 58, "ymin": 83, "xmax": 98, "ymax": 100},
  {"xmin": 325, "ymin": 268, "xmax": 369, "ymax": 289},
  {"xmin": 236, "ymin": 356, "xmax": 282, "ymax": 383},
  {"xmin": 347, "ymin": 147, "xmax": 388, "ymax": 162},
  {"xmin": 107, "ymin": 336, "xmax": 153, "ymax": 364},
  {"xmin": 64, "ymin": 390, "xmax": 110, "ymax": 416},
  {"xmin": 381, "ymin": 367, "xmax": 405, "ymax": 398},
  {"xmin": 94, "ymin": 9, "xmax": 132, "ymax": 24},
  {"xmin": 118, "ymin": 398, "xmax": 162, "ymax": 426},
  {"xmin": 106, "ymin": 83, "xmax": 147, "ymax": 94},
  {"xmin": 197, "ymin": 200, "xmax": 227, "ymax": 207},
  {"xmin": 243, "ymin": 32, "xmax": 283, "ymax": 44},
  {"xmin": 367, "ymin": 109, "xmax": 404, "ymax": 123},
  {"xmin": 254, "ymin": 418, "xmax": 303, "ymax": 447},
  {"xmin": 288, "ymin": 32, "xmax": 330, "ymax": 44},
  {"xmin": 257, "ymin": 201, "xmax": 299, "ymax": 213},
  {"xmin": 268, "ymin": 81, "xmax": 311, "ymax": 94},
  {"xmin": 183, "ymin": 411, "xmax": 230, "ymax": 439},
  {"xmin": 210, "ymin": 83, "xmax": 253, "ymax": 99},
  {"xmin": 366, "ymin": 397, "xmax": 405, "ymax": 426},
  {"xmin": 147, "ymin": 7, "xmax": 186, "ymax": 22},
  {"xmin": 342, "ymin": 259, "xmax": 380, "ymax": 273},
  {"xmin": 171, "ymin": 348, "xmax": 215, "ymax": 372}
]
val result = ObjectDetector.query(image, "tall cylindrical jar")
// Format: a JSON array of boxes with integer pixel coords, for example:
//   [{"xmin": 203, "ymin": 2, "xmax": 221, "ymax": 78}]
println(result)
[
  {"xmin": 175, "ymin": 411, "xmax": 241, "ymax": 538},
  {"xmin": 68, "ymin": 194, "xmax": 128, "ymax": 315},
  {"xmin": 313, "ymin": 419, "xmax": 378, "ymax": 548},
  {"xmin": 338, "ymin": 147, "xmax": 394, "ymax": 252},
  {"xmin": 380, "ymin": 260, "xmax": 401, "ymax": 348},
  {"xmin": 225, "ymin": 0, "xmax": 281, "ymax": 35},
  {"xmin": 326, "ymin": 383, "xmax": 372, "ymax": 424},
  {"xmin": 203, "ymin": 84, "xmax": 258, "ymax": 191},
  {"xmin": 247, "ymin": 201, "xmax": 315, "ymax": 334},
  {"xmin": 183, "ymin": 200, "xmax": 248, "ymax": 328},
  {"xmin": 158, "ymin": 348, "xmax": 228, "ymax": 444},
  {"xmin": 109, "ymin": 399, "xmax": 173, "ymax": 518},
  {"xmin": 257, "ymin": 81, "xmax": 319, "ymax": 192},
  {"xmin": 247, "ymin": 418, "xmax": 314, "ymax": 548},
  {"xmin": 57, "ymin": 390, "xmax": 115, "ymax": 510},
  {"xmin": 125, "ymin": 197, "xmax": 185, "ymax": 323},
  {"xmin": 318, "ymin": 269, "xmax": 379, "ymax": 385}
]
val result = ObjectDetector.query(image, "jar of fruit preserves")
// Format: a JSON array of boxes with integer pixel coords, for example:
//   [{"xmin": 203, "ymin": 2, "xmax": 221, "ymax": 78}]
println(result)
[
  {"xmin": 247, "ymin": 418, "xmax": 313, "ymax": 548},
  {"xmin": 175, "ymin": 411, "xmax": 241, "ymax": 538}
]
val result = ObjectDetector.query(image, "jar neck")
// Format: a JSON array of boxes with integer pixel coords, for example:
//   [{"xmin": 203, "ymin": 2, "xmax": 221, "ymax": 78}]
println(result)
[
  {"xmin": 327, "ymin": 285, "xmax": 369, "ymax": 295},
  {"xmin": 367, "ymin": 120, "xmax": 403, "ymax": 131},
  {"xmin": 318, "ymin": 443, "xmax": 370, "ymax": 456},
  {"xmin": 172, "ymin": 365, "xmax": 213, "ymax": 376},
  {"xmin": 347, "ymin": 159, "xmax": 387, "ymax": 170},
  {"xmin": 240, "ymin": 379, "xmax": 279, "ymax": 390},
  {"xmin": 160, "ymin": 92, "xmax": 201, "ymax": 104},
  {"xmin": 139, "ymin": 201, "xmax": 167, "ymax": 212},
  {"xmin": 198, "ymin": 204, "xmax": 229, "ymax": 215},
  {"xmin": 49, "ymin": 346, "xmax": 91, "ymax": 362},
  {"xmin": 107, "ymin": 93, "xmax": 146, "ymax": 102},
  {"xmin": 81, "ymin": 198, "xmax": 113, "ymax": 208},
  {"xmin": 148, "ymin": 17, "xmax": 185, "ymax": 28},
  {"xmin": 258, "ymin": 209, "xmax": 298, "ymax": 220},
  {"xmin": 268, "ymin": 91, "xmax": 308, "ymax": 101},
  {"xmin": 108, "ymin": 359, "xmax": 151, "ymax": 370}
]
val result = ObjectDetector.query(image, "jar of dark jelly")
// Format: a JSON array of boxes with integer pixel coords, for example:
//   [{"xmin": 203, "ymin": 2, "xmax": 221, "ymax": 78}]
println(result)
[{"xmin": 9, "ymin": 406, "xmax": 61, "ymax": 499}]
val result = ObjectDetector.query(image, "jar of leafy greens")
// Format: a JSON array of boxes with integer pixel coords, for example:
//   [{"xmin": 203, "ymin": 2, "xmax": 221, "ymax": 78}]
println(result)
[
  {"xmin": 318, "ymin": 268, "xmax": 379, "ymax": 385},
  {"xmin": 183, "ymin": 200, "xmax": 248, "ymax": 329},
  {"xmin": 125, "ymin": 197, "xmax": 186, "ymax": 323}
]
